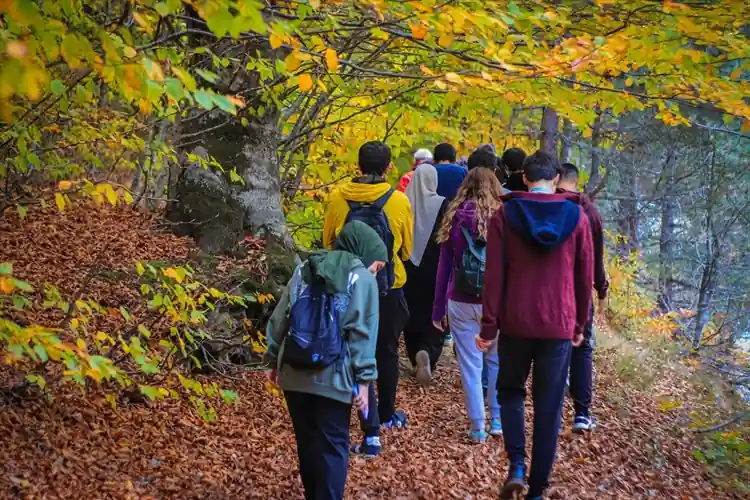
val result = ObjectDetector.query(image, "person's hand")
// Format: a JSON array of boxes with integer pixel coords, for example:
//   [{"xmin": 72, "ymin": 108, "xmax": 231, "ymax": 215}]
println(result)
[
  {"xmin": 367, "ymin": 260, "xmax": 385, "ymax": 276},
  {"xmin": 572, "ymin": 332, "xmax": 584, "ymax": 347},
  {"xmin": 433, "ymin": 317, "xmax": 446, "ymax": 332},
  {"xmin": 266, "ymin": 368, "xmax": 279, "ymax": 387},
  {"xmin": 353, "ymin": 383, "xmax": 369, "ymax": 414},
  {"xmin": 475, "ymin": 336, "xmax": 492, "ymax": 352}
]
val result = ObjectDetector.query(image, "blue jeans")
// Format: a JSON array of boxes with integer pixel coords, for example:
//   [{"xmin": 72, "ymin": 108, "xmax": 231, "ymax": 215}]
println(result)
[
  {"xmin": 496, "ymin": 336, "xmax": 572, "ymax": 498},
  {"xmin": 569, "ymin": 304, "xmax": 595, "ymax": 416},
  {"xmin": 285, "ymin": 391, "xmax": 351, "ymax": 500},
  {"xmin": 482, "ymin": 359, "xmax": 489, "ymax": 394},
  {"xmin": 448, "ymin": 300, "xmax": 501, "ymax": 430}
]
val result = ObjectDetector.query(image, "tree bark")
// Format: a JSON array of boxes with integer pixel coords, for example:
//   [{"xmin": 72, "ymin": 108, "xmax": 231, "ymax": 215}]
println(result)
[
  {"xmin": 617, "ymin": 149, "xmax": 639, "ymax": 255},
  {"xmin": 540, "ymin": 107, "xmax": 558, "ymax": 155},
  {"xmin": 586, "ymin": 108, "xmax": 603, "ymax": 193},
  {"xmin": 658, "ymin": 151, "xmax": 677, "ymax": 312},
  {"xmin": 559, "ymin": 118, "xmax": 573, "ymax": 163}
]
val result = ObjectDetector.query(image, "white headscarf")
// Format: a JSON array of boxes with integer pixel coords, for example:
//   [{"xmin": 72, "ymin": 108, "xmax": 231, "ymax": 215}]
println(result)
[{"xmin": 405, "ymin": 164, "xmax": 445, "ymax": 266}]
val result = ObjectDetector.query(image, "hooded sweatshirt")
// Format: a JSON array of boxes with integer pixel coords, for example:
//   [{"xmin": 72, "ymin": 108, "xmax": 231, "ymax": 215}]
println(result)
[
  {"xmin": 323, "ymin": 180, "xmax": 413, "ymax": 289},
  {"xmin": 557, "ymin": 189, "xmax": 609, "ymax": 299},
  {"xmin": 504, "ymin": 171, "xmax": 528, "ymax": 192},
  {"xmin": 264, "ymin": 261, "xmax": 379, "ymax": 404},
  {"xmin": 433, "ymin": 200, "xmax": 483, "ymax": 321},
  {"xmin": 480, "ymin": 191, "xmax": 594, "ymax": 341}
]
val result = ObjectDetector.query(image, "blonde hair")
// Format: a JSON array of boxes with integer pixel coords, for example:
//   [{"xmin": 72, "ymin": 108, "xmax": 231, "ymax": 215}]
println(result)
[{"xmin": 437, "ymin": 168, "xmax": 503, "ymax": 243}]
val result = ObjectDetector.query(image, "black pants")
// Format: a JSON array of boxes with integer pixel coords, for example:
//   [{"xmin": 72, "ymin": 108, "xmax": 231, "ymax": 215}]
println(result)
[
  {"xmin": 362, "ymin": 288, "xmax": 409, "ymax": 435},
  {"xmin": 569, "ymin": 304, "xmax": 595, "ymax": 416},
  {"xmin": 404, "ymin": 325, "xmax": 445, "ymax": 371},
  {"xmin": 496, "ymin": 337, "xmax": 572, "ymax": 498},
  {"xmin": 285, "ymin": 391, "xmax": 351, "ymax": 500}
]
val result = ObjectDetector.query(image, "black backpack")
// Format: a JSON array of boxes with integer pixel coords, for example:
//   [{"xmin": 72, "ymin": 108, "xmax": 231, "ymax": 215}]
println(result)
[
  {"xmin": 454, "ymin": 225, "xmax": 487, "ymax": 297},
  {"xmin": 345, "ymin": 189, "xmax": 394, "ymax": 294}
]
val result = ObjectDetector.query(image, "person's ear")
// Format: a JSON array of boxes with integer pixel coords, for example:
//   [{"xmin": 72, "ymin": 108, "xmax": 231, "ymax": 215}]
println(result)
[
  {"xmin": 385, "ymin": 162, "xmax": 393, "ymax": 174},
  {"xmin": 553, "ymin": 173, "xmax": 560, "ymax": 185},
  {"xmin": 522, "ymin": 173, "xmax": 529, "ymax": 186}
]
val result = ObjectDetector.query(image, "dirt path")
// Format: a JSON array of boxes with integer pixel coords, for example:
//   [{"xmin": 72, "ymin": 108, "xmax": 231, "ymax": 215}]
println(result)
[{"xmin": 0, "ymin": 338, "xmax": 730, "ymax": 499}]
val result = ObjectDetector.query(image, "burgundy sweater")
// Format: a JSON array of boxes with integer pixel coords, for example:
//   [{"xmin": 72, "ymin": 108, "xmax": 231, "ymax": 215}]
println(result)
[
  {"xmin": 557, "ymin": 189, "xmax": 609, "ymax": 299},
  {"xmin": 480, "ymin": 192, "xmax": 594, "ymax": 341}
]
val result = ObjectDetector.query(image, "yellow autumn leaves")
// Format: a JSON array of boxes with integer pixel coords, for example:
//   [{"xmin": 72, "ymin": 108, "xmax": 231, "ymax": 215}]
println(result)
[
  {"xmin": 269, "ymin": 28, "xmax": 340, "ymax": 91},
  {"xmin": 53, "ymin": 180, "xmax": 133, "ymax": 212}
]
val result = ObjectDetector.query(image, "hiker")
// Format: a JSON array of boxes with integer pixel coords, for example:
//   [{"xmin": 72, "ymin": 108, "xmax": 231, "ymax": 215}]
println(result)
[
  {"xmin": 264, "ymin": 221, "xmax": 386, "ymax": 500},
  {"xmin": 502, "ymin": 147, "xmax": 528, "ymax": 192},
  {"xmin": 467, "ymin": 146, "xmax": 509, "ymax": 397},
  {"xmin": 403, "ymin": 163, "xmax": 449, "ymax": 387},
  {"xmin": 433, "ymin": 143, "xmax": 468, "ymax": 200},
  {"xmin": 322, "ymin": 140, "xmax": 413, "ymax": 457},
  {"xmin": 432, "ymin": 167, "xmax": 505, "ymax": 443},
  {"xmin": 477, "ymin": 150, "xmax": 594, "ymax": 500},
  {"xmin": 398, "ymin": 148, "xmax": 433, "ymax": 193},
  {"xmin": 469, "ymin": 146, "xmax": 510, "ymax": 194},
  {"xmin": 557, "ymin": 162, "xmax": 609, "ymax": 432}
]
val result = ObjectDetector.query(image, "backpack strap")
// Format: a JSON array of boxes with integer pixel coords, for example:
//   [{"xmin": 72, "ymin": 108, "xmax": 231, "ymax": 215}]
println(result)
[
  {"xmin": 460, "ymin": 225, "xmax": 484, "ymax": 261},
  {"xmin": 371, "ymin": 188, "xmax": 393, "ymax": 210}
]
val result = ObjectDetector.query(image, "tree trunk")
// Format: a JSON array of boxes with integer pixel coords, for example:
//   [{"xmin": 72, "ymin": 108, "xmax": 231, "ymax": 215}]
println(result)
[
  {"xmin": 617, "ymin": 150, "xmax": 639, "ymax": 255},
  {"xmin": 586, "ymin": 108, "xmax": 603, "ymax": 193},
  {"xmin": 658, "ymin": 151, "xmax": 677, "ymax": 312},
  {"xmin": 540, "ymin": 107, "xmax": 558, "ymax": 155},
  {"xmin": 559, "ymin": 118, "xmax": 572, "ymax": 163}
]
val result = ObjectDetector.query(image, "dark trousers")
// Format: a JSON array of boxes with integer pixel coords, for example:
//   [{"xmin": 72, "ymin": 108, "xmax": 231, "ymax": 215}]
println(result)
[
  {"xmin": 569, "ymin": 304, "xmax": 595, "ymax": 416},
  {"xmin": 496, "ymin": 337, "xmax": 572, "ymax": 498},
  {"xmin": 362, "ymin": 288, "xmax": 409, "ymax": 435},
  {"xmin": 285, "ymin": 391, "xmax": 351, "ymax": 500},
  {"xmin": 404, "ymin": 325, "xmax": 445, "ymax": 371}
]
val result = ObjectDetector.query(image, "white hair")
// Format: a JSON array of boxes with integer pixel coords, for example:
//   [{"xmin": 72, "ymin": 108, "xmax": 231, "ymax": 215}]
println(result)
[{"xmin": 414, "ymin": 148, "xmax": 433, "ymax": 161}]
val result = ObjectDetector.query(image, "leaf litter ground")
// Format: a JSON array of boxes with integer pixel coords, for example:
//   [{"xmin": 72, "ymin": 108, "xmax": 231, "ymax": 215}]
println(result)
[{"xmin": 0, "ymin": 206, "xmax": 732, "ymax": 499}]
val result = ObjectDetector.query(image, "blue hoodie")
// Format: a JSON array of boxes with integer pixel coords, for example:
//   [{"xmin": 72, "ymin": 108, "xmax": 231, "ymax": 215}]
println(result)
[{"xmin": 503, "ymin": 197, "xmax": 580, "ymax": 248}]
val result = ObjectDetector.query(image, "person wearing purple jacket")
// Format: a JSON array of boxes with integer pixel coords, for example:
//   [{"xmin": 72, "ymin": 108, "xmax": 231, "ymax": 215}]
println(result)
[{"xmin": 431, "ymin": 168, "xmax": 504, "ymax": 443}]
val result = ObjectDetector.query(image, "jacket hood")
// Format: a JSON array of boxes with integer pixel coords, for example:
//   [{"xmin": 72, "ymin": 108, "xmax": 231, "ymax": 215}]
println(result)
[
  {"xmin": 503, "ymin": 193, "xmax": 580, "ymax": 248},
  {"xmin": 339, "ymin": 180, "xmax": 391, "ymax": 203},
  {"xmin": 453, "ymin": 200, "xmax": 478, "ymax": 233}
]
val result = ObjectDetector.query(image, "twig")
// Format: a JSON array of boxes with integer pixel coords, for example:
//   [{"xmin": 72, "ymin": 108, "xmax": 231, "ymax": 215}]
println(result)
[{"xmin": 694, "ymin": 410, "xmax": 750, "ymax": 433}]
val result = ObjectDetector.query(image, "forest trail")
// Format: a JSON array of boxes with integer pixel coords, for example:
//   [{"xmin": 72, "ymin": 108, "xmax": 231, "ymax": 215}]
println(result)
[
  {"xmin": 0, "ymin": 205, "xmax": 730, "ymax": 499},
  {"xmin": 0, "ymin": 338, "xmax": 728, "ymax": 499}
]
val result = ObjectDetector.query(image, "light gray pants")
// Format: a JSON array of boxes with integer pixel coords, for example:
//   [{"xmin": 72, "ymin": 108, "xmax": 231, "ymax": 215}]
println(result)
[{"xmin": 448, "ymin": 300, "xmax": 501, "ymax": 431}]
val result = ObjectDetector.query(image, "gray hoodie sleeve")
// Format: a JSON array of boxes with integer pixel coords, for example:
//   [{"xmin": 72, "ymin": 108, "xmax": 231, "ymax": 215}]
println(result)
[
  {"xmin": 341, "ymin": 269, "xmax": 379, "ymax": 383},
  {"xmin": 263, "ymin": 276, "xmax": 294, "ymax": 368}
]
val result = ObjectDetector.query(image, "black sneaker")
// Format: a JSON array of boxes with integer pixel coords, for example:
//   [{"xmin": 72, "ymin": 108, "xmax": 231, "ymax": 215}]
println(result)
[
  {"xmin": 382, "ymin": 410, "xmax": 407, "ymax": 430},
  {"xmin": 572, "ymin": 414, "xmax": 595, "ymax": 433},
  {"xmin": 499, "ymin": 462, "xmax": 527, "ymax": 499},
  {"xmin": 350, "ymin": 436, "xmax": 381, "ymax": 458}
]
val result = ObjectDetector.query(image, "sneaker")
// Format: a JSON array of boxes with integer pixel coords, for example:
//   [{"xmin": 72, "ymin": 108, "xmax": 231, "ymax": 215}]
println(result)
[
  {"xmin": 350, "ymin": 436, "xmax": 381, "ymax": 458},
  {"xmin": 444, "ymin": 334, "xmax": 454, "ymax": 348},
  {"xmin": 500, "ymin": 462, "xmax": 527, "ymax": 499},
  {"xmin": 382, "ymin": 410, "xmax": 407, "ymax": 430},
  {"xmin": 489, "ymin": 418, "xmax": 503, "ymax": 436},
  {"xmin": 470, "ymin": 429, "xmax": 488, "ymax": 443},
  {"xmin": 415, "ymin": 350, "xmax": 432, "ymax": 387},
  {"xmin": 572, "ymin": 414, "xmax": 595, "ymax": 432}
]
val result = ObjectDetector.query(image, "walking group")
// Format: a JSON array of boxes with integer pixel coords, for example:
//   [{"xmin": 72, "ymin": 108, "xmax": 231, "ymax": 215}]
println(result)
[{"xmin": 264, "ymin": 140, "xmax": 609, "ymax": 500}]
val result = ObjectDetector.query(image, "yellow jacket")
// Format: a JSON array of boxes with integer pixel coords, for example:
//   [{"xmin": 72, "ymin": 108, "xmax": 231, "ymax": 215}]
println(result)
[{"xmin": 323, "ymin": 181, "xmax": 413, "ymax": 289}]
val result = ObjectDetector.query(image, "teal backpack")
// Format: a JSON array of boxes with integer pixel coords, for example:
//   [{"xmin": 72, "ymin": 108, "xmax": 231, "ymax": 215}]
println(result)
[{"xmin": 454, "ymin": 225, "xmax": 486, "ymax": 297}]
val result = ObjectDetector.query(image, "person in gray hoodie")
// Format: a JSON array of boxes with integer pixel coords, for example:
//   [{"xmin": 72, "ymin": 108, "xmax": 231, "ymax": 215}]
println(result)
[
  {"xmin": 432, "ymin": 167, "xmax": 505, "ymax": 443},
  {"xmin": 264, "ymin": 220, "xmax": 386, "ymax": 500}
]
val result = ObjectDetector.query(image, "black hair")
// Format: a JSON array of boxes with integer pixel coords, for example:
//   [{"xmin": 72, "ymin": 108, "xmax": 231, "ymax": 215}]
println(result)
[
  {"xmin": 559, "ymin": 162, "xmax": 579, "ymax": 182},
  {"xmin": 502, "ymin": 147, "xmax": 527, "ymax": 173},
  {"xmin": 467, "ymin": 147, "xmax": 497, "ymax": 171},
  {"xmin": 523, "ymin": 150, "xmax": 561, "ymax": 182},
  {"xmin": 358, "ymin": 141, "xmax": 391, "ymax": 175},
  {"xmin": 433, "ymin": 143, "xmax": 457, "ymax": 163}
]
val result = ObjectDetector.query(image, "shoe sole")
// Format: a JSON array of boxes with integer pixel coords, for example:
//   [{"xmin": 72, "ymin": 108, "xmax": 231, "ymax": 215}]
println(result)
[
  {"xmin": 415, "ymin": 351, "xmax": 432, "ymax": 387},
  {"xmin": 572, "ymin": 424, "xmax": 594, "ymax": 433},
  {"xmin": 499, "ymin": 481, "xmax": 527, "ymax": 499}
]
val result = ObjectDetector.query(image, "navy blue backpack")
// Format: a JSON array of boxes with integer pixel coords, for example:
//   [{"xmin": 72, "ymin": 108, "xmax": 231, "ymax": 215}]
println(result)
[
  {"xmin": 454, "ymin": 225, "xmax": 487, "ymax": 297},
  {"xmin": 345, "ymin": 189, "xmax": 395, "ymax": 294},
  {"xmin": 283, "ymin": 276, "xmax": 347, "ymax": 369}
]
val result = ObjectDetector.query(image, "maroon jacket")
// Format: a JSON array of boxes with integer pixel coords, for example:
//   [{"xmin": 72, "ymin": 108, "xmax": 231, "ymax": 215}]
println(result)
[
  {"xmin": 557, "ymin": 188, "xmax": 609, "ymax": 299},
  {"xmin": 480, "ymin": 192, "xmax": 594, "ymax": 341}
]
